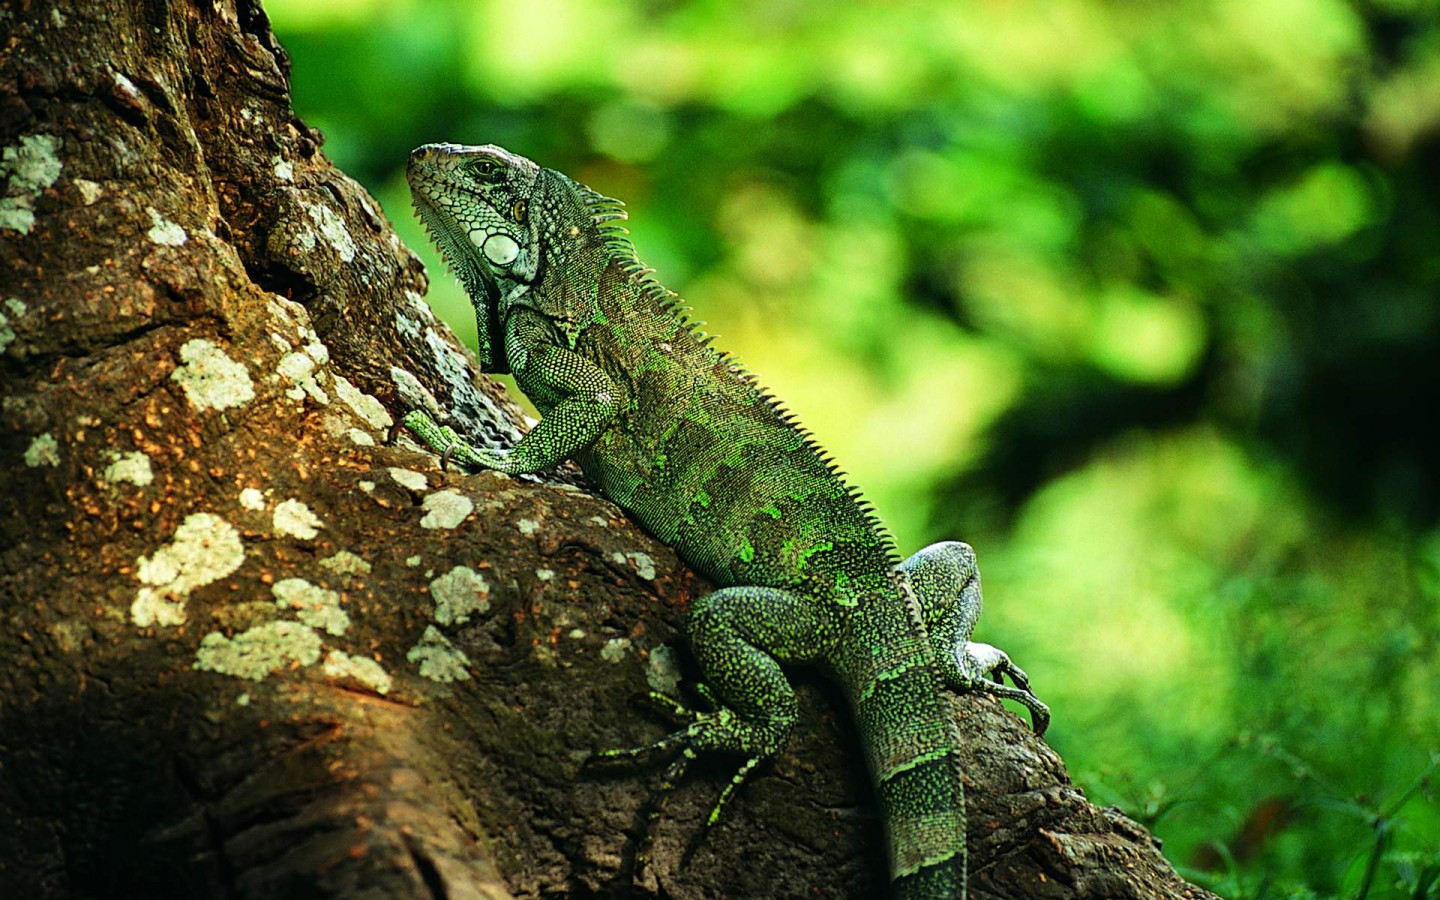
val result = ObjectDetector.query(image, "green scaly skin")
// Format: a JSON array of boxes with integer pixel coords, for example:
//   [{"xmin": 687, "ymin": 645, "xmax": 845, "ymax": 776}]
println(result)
[{"xmin": 402, "ymin": 143, "xmax": 1050, "ymax": 899}]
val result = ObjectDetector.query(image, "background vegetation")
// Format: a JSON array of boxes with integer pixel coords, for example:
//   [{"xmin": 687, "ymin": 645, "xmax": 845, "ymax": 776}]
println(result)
[{"xmin": 265, "ymin": 0, "xmax": 1440, "ymax": 895}]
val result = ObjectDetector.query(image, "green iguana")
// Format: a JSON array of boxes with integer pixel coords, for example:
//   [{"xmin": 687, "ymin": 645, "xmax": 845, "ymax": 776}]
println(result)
[{"xmin": 400, "ymin": 143, "xmax": 1049, "ymax": 899}]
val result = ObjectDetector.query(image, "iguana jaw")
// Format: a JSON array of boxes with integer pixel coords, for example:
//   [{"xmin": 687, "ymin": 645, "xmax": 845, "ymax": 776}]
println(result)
[
  {"xmin": 407, "ymin": 144, "xmax": 532, "ymax": 373},
  {"xmin": 409, "ymin": 188, "xmax": 511, "ymax": 373},
  {"xmin": 409, "ymin": 190, "xmax": 498, "ymax": 299}
]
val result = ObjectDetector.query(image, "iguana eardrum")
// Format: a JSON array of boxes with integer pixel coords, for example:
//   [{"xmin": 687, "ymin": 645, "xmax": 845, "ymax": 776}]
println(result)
[{"xmin": 401, "ymin": 143, "xmax": 1049, "ymax": 899}]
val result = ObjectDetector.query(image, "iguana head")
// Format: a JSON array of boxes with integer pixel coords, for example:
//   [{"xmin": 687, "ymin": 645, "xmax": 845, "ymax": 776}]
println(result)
[{"xmin": 407, "ymin": 143, "xmax": 542, "ymax": 372}]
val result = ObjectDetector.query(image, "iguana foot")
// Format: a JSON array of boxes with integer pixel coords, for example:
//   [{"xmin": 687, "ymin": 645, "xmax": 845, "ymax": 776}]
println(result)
[
  {"xmin": 399, "ymin": 409, "xmax": 506, "ymax": 471},
  {"xmin": 943, "ymin": 641, "xmax": 1050, "ymax": 736},
  {"xmin": 588, "ymin": 684, "xmax": 788, "ymax": 871}
]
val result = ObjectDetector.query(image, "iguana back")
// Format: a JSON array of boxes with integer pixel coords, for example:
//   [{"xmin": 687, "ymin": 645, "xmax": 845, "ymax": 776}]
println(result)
[{"xmin": 403, "ymin": 143, "xmax": 1049, "ymax": 898}]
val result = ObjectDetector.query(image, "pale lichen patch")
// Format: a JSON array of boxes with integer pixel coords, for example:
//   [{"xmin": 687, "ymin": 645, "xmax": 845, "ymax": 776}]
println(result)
[
  {"xmin": 420, "ymin": 490, "xmax": 473, "ymax": 530},
  {"xmin": 388, "ymin": 466, "xmax": 428, "ymax": 492},
  {"xmin": 293, "ymin": 227, "xmax": 317, "ymax": 254},
  {"xmin": 239, "ymin": 487, "xmax": 266, "ymax": 511},
  {"xmin": 396, "ymin": 291, "xmax": 438, "ymax": 341},
  {"xmin": 74, "ymin": 178, "xmax": 103, "ymax": 205},
  {"xmin": 272, "ymin": 157, "xmax": 294, "ymax": 182},
  {"xmin": 348, "ymin": 428, "xmax": 375, "ymax": 447},
  {"xmin": 323, "ymin": 650, "xmax": 392, "ymax": 694},
  {"xmin": 146, "ymin": 207, "xmax": 188, "ymax": 246},
  {"xmin": 611, "ymin": 550, "xmax": 656, "ymax": 580},
  {"xmin": 430, "ymin": 566, "xmax": 491, "ymax": 625},
  {"xmin": 535, "ymin": 568, "xmax": 555, "ymax": 581},
  {"xmin": 273, "ymin": 498, "xmax": 323, "ymax": 540},
  {"xmin": 389, "ymin": 366, "xmax": 443, "ymax": 419},
  {"xmin": 193, "ymin": 620, "xmax": 323, "ymax": 681},
  {"xmin": 600, "ymin": 637, "xmax": 632, "ymax": 664},
  {"xmin": 333, "ymin": 375, "xmax": 392, "ymax": 429},
  {"xmin": 405, "ymin": 555, "xmax": 422, "ymax": 567},
  {"xmin": 272, "ymin": 577, "xmax": 349, "ymax": 636},
  {"xmin": 131, "ymin": 513, "xmax": 246, "ymax": 627},
  {"xmin": 422, "ymin": 329, "xmax": 468, "ymax": 390},
  {"xmin": 267, "ymin": 294, "xmax": 301, "ymax": 327},
  {"xmin": 627, "ymin": 552, "xmax": 657, "ymax": 581},
  {"xmin": 517, "ymin": 518, "xmax": 541, "ymax": 536},
  {"xmin": 319, "ymin": 550, "xmax": 372, "ymax": 576},
  {"xmin": 24, "ymin": 432, "xmax": 59, "ymax": 467},
  {"xmin": 396, "ymin": 309, "xmax": 422, "ymax": 340},
  {"xmin": 171, "ymin": 339, "xmax": 255, "ymax": 411},
  {"xmin": 1, "ymin": 133, "xmax": 62, "ymax": 234},
  {"xmin": 48, "ymin": 618, "xmax": 86, "ymax": 654},
  {"xmin": 112, "ymin": 72, "xmax": 141, "ymax": 104},
  {"xmin": 0, "ymin": 298, "xmax": 25, "ymax": 354},
  {"xmin": 588, "ymin": 516, "xmax": 610, "ymax": 528},
  {"xmin": 277, "ymin": 351, "xmax": 330, "ymax": 404},
  {"xmin": 407, "ymin": 625, "xmax": 472, "ymax": 682},
  {"xmin": 303, "ymin": 201, "xmax": 357, "ymax": 262},
  {"xmin": 646, "ymin": 644, "xmax": 682, "ymax": 696},
  {"xmin": 102, "ymin": 449, "xmax": 153, "ymax": 486},
  {"xmin": 406, "ymin": 290, "xmax": 438, "ymax": 323}
]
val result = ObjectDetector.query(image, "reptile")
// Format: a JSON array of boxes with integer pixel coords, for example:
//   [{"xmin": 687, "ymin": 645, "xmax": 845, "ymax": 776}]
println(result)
[{"xmin": 400, "ymin": 142, "xmax": 1049, "ymax": 899}]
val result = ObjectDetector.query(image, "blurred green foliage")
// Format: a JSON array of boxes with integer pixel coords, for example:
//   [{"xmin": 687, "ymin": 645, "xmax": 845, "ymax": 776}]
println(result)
[{"xmin": 267, "ymin": 0, "xmax": 1440, "ymax": 894}]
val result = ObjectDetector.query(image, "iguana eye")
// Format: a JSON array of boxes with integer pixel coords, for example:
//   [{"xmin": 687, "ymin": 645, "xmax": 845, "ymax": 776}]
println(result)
[
  {"xmin": 512, "ymin": 199, "xmax": 528, "ymax": 224},
  {"xmin": 467, "ymin": 158, "xmax": 498, "ymax": 180}
]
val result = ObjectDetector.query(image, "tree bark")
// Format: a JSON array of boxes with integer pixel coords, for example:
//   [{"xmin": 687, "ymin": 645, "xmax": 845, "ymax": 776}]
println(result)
[{"xmin": 0, "ymin": 2, "xmax": 1217, "ymax": 897}]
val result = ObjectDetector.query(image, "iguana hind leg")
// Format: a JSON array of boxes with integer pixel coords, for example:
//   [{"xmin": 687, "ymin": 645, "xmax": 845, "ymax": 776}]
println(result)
[
  {"xmin": 591, "ymin": 585, "xmax": 829, "ymax": 851},
  {"xmin": 900, "ymin": 541, "xmax": 1051, "ymax": 736}
]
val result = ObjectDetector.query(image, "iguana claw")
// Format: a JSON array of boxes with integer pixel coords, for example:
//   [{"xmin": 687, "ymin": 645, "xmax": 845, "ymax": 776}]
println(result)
[
  {"xmin": 955, "ymin": 642, "xmax": 1051, "ymax": 736},
  {"xmin": 587, "ymin": 685, "xmax": 776, "ymax": 875},
  {"xmin": 398, "ymin": 409, "xmax": 501, "ymax": 471}
]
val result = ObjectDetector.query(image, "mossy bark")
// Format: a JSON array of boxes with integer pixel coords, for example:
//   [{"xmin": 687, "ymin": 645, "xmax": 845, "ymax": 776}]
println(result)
[{"xmin": 0, "ymin": 2, "xmax": 1216, "ymax": 897}]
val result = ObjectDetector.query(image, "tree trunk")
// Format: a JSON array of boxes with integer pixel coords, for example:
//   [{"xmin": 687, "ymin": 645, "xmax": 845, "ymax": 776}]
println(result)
[{"xmin": 0, "ymin": 2, "xmax": 1217, "ymax": 897}]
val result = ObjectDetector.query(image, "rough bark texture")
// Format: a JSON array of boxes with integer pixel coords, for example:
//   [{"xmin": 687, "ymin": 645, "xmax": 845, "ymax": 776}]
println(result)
[{"xmin": 0, "ymin": 2, "xmax": 1218, "ymax": 897}]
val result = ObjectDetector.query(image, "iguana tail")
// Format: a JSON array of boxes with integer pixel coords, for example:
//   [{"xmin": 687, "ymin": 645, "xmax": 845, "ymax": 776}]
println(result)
[{"xmin": 833, "ymin": 570, "xmax": 968, "ymax": 899}]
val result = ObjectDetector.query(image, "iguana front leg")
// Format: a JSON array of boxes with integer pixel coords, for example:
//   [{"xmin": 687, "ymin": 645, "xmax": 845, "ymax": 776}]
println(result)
[
  {"xmin": 901, "ymin": 541, "xmax": 1051, "ymax": 735},
  {"xmin": 404, "ymin": 309, "xmax": 621, "ymax": 474}
]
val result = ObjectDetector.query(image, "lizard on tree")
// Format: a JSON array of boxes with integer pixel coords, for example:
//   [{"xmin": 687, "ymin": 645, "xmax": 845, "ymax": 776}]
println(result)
[{"xmin": 400, "ymin": 143, "xmax": 1050, "ymax": 899}]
